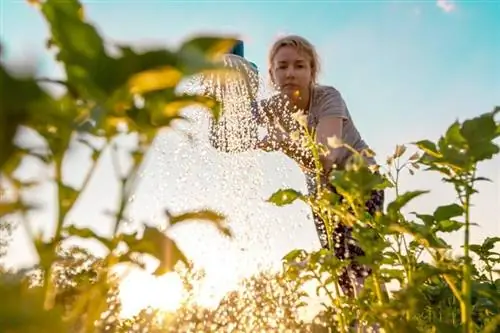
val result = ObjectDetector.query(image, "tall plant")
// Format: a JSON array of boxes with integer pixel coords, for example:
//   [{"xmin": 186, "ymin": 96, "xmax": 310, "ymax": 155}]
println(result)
[
  {"xmin": 0, "ymin": 0, "xmax": 238, "ymax": 331},
  {"xmin": 269, "ymin": 107, "xmax": 500, "ymax": 332}
]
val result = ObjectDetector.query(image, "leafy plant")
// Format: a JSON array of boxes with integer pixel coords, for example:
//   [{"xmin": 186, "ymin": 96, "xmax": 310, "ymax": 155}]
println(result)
[
  {"xmin": 2, "ymin": 0, "xmax": 499, "ymax": 332},
  {"xmin": 269, "ymin": 107, "xmax": 500, "ymax": 332},
  {"xmin": 0, "ymin": 0, "xmax": 239, "ymax": 331}
]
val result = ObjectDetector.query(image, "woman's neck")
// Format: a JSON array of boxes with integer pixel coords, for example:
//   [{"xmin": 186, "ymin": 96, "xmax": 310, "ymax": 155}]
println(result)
[{"xmin": 292, "ymin": 86, "xmax": 311, "ymax": 112}]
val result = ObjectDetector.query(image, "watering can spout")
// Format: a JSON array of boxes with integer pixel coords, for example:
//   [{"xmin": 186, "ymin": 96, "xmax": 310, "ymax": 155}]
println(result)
[{"xmin": 207, "ymin": 39, "xmax": 261, "ymax": 153}]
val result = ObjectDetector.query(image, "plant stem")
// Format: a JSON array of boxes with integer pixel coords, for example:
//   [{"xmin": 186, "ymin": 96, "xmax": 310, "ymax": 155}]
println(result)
[
  {"xmin": 372, "ymin": 272, "xmax": 385, "ymax": 305},
  {"xmin": 461, "ymin": 176, "xmax": 473, "ymax": 333},
  {"xmin": 54, "ymin": 155, "xmax": 65, "ymax": 241}
]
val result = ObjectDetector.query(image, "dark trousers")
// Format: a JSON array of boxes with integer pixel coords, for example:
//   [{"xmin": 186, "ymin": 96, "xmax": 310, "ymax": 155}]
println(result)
[{"xmin": 311, "ymin": 188, "xmax": 385, "ymax": 296}]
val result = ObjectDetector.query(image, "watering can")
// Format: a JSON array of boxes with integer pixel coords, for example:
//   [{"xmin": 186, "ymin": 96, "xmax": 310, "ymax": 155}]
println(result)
[{"xmin": 207, "ymin": 40, "xmax": 261, "ymax": 153}]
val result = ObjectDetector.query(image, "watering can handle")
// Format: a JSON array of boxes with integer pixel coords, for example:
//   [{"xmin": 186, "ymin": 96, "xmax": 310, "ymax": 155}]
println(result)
[
  {"xmin": 228, "ymin": 40, "xmax": 258, "ymax": 72},
  {"xmin": 229, "ymin": 40, "xmax": 245, "ymax": 57}
]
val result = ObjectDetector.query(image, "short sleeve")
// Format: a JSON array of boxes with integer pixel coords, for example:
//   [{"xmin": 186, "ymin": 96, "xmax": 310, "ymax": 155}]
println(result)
[{"xmin": 315, "ymin": 86, "xmax": 348, "ymax": 121}]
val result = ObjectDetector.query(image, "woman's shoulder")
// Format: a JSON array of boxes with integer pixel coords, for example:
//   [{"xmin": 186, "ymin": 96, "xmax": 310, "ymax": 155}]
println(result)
[
  {"xmin": 312, "ymin": 84, "xmax": 344, "ymax": 103},
  {"xmin": 311, "ymin": 84, "xmax": 347, "ymax": 119}
]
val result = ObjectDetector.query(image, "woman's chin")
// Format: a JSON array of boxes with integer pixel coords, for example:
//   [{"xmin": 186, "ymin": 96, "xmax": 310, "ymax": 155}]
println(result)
[{"xmin": 279, "ymin": 88, "xmax": 295, "ymax": 98}]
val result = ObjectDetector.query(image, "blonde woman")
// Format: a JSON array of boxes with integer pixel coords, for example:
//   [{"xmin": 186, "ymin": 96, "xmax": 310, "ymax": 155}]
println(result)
[{"xmin": 255, "ymin": 35, "xmax": 385, "ymax": 302}]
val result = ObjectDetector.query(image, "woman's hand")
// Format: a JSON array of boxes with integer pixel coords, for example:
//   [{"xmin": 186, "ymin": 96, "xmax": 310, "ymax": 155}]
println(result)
[{"xmin": 255, "ymin": 129, "xmax": 289, "ymax": 152}]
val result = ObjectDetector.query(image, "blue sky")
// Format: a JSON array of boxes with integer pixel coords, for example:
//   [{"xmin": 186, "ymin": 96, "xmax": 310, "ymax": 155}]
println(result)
[{"xmin": 1, "ymin": 0, "xmax": 499, "ymax": 316}]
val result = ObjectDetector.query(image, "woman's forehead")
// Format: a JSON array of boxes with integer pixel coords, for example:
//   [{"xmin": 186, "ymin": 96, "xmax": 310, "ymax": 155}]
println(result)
[{"xmin": 274, "ymin": 46, "xmax": 310, "ymax": 61}]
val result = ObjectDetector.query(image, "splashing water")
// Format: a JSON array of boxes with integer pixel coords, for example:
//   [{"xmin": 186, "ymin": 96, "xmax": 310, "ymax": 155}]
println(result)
[
  {"xmin": 121, "ymin": 53, "xmax": 323, "ymax": 330},
  {"xmin": 156, "ymin": 54, "xmax": 281, "ymax": 275}
]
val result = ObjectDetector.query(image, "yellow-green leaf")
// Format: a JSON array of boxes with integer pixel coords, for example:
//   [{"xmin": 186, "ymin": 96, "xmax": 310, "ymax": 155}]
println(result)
[
  {"xmin": 126, "ymin": 226, "xmax": 187, "ymax": 276},
  {"xmin": 167, "ymin": 209, "xmax": 231, "ymax": 237},
  {"xmin": 128, "ymin": 66, "xmax": 183, "ymax": 94},
  {"xmin": 179, "ymin": 36, "xmax": 238, "ymax": 60}
]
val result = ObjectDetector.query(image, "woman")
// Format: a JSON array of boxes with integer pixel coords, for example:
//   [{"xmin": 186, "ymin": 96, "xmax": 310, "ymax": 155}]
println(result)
[{"xmin": 254, "ymin": 35, "xmax": 385, "ymax": 299}]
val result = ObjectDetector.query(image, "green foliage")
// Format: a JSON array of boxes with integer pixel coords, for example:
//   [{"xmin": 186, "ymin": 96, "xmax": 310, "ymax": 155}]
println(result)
[
  {"xmin": 270, "ymin": 107, "xmax": 500, "ymax": 332},
  {"xmin": 0, "ymin": 0, "xmax": 238, "ymax": 331},
  {"xmin": 1, "ymin": 0, "xmax": 499, "ymax": 332}
]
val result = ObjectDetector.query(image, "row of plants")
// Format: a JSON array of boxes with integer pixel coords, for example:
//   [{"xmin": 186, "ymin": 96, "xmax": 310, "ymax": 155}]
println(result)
[
  {"xmin": 1, "ymin": 0, "xmax": 498, "ymax": 332},
  {"xmin": 267, "ymin": 107, "xmax": 500, "ymax": 332}
]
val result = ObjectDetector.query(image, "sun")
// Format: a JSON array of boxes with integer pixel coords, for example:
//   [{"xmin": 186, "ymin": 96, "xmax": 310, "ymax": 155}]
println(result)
[{"xmin": 118, "ymin": 269, "xmax": 185, "ymax": 318}]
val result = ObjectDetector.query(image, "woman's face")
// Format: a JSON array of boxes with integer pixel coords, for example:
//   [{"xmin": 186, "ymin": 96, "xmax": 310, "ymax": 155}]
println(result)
[{"xmin": 270, "ymin": 45, "xmax": 313, "ymax": 99}]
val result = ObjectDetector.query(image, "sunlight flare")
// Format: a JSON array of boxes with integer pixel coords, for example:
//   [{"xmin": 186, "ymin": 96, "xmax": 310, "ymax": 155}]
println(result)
[{"xmin": 119, "ymin": 270, "xmax": 185, "ymax": 318}]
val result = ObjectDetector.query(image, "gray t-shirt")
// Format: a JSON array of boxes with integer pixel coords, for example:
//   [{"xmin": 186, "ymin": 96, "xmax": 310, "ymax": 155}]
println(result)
[
  {"xmin": 306, "ymin": 84, "xmax": 376, "ymax": 168},
  {"xmin": 258, "ymin": 84, "xmax": 376, "ymax": 194},
  {"xmin": 304, "ymin": 84, "xmax": 376, "ymax": 194}
]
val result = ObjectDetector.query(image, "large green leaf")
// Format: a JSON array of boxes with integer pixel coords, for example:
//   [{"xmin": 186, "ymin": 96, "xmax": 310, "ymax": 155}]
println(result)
[
  {"xmin": 167, "ymin": 209, "xmax": 231, "ymax": 237},
  {"xmin": 179, "ymin": 36, "xmax": 238, "ymax": 59},
  {"xmin": 386, "ymin": 190, "xmax": 429, "ymax": 218},
  {"xmin": 126, "ymin": 226, "xmax": 187, "ymax": 276},
  {"xmin": 433, "ymin": 203, "xmax": 464, "ymax": 221},
  {"xmin": 460, "ymin": 110, "xmax": 500, "ymax": 163},
  {"xmin": 40, "ymin": 0, "xmax": 110, "ymax": 100},
  {"xmin": 0, "ymin": 280, "xmax": 67, "ymax": 333},
  {"xmin": 63, "ymin": 225, "xmax": 112, "ymax": 250},
  {"xmin": 0, "ymin": 63, "xmax": 52, "ymax": 170}
]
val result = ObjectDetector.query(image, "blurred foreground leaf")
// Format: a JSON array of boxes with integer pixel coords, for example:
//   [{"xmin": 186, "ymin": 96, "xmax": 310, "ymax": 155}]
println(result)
[
  {"xmin": 125, "ymin": 226, "xmax": 187, "ymax": 276},
  {"xmin": 0, "ymin": 279, "xmax": 67, "ymax": 333}
]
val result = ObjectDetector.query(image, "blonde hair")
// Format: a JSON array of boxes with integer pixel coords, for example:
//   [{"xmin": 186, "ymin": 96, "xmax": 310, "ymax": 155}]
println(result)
[{"xmin": 268, "ymin": 35, "xmax": 321, "ymax": 84}]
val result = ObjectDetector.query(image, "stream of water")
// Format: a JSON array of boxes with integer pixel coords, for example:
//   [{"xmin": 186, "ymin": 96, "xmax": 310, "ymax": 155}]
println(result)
[{"xmin": 120, "ymin": 54, "xmax": 323, "ymax": 327}]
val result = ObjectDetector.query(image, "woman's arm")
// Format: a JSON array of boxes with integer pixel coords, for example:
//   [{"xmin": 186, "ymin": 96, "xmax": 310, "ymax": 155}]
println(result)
[
  {"xmin": 315, "ymin": 115, "xmax": 344, "ymax": 174},
  {"xmin": 279, "ymin": 87, "xmax": 347, "ymax": 174},
  {"xmin": 255, "ymin": 88, "xmax": 347, "ymax": 174}
]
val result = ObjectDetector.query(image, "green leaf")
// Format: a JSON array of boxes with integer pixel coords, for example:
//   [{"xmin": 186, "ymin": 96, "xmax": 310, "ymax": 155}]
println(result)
[
  {"xmin": 414, "ymin": 140, "xmax": 441, "ymax": 158},
  {"xmin": 461, "ymin": 111, "xmax": 498, "ymax": 142},
  {"xmin": 388, "ymin": 221, "xmax": 448, "ymax": 249},
  {"xmin": 435, "ymin": 220, "xmax": 464, "ymax": 233},
  {"xmin": 59, "ymin": 183, "xmax": 79, "ymax": 216},
  {"xmin": 63, "ymin": 225, "xmax": 112, "ymax": 250},
  {"xmin": 267, "ymin": 189, "xmax": 303, "ymax": 206},
  {"xmin": 433, "ymin": 203, "xmax": 464, "ymax": 221},
  {"xmin": 179, "ymin": 36, "xmax": 238, "ymax": 60},
  {"xmin": 469, "ymin": 244, "xmax": 485, "ymax": 256},
  {"xmin": 40, "ymin": 0, "xmax": 111, "ymax": 99},
  {"xmin": 386, "ymin": 190, "xmax": 429, "ymax": 217},
  {"xmin": 438, "ymin": 121, "xmax": 470, "ymax": 170},
  {"xmin": 126, "ymin": 226, "xmax": 187, "ymax": 276},
  {"xmin": 41, "ymin": 0, "xmax": 105, "ymax": 61},
  {"xmin": 128, "ymin": 66, "xmax": 182, "ymax": 95},
  {"xmin": 0, "ymin": 201, "xmax": 33, "ymax": 218},
  {"xmin": 282, "ymin": 249, "xmax": 306, "ymax": 263},
  {"xmin": 116, "ymin": 49, "xmax": 179, "ymax": 94},
  {"xmin": 483, "ymin": 237, "xmax": 500, "ymax": 252},
  {"xmin": 0, "ymin": 281, "xmax": 67, "ymax": 333},
  {"xmin": 0, "ymin": 63, "xmax": 51, "ymax": 171},
  {"xmin": 167, "ymin": 209, "xmax": 231, "ymax": 237},
  {"xmin": 411, "ymin": 213, "xmax": 434, "ymax": 227},
  {"xmin": 33, "ymin": 238, "xmax": 57, "ymax": 271}
]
